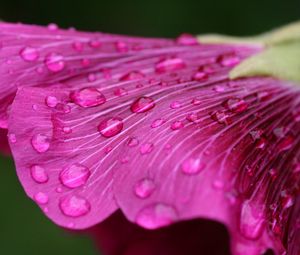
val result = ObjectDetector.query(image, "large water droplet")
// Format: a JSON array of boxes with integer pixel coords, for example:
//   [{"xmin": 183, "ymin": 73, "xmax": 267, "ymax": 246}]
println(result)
[
  {"xmin": 34, "ymin": 192, "xmax": 49, "ymax": 205},
  {"xmin": 59, "ymin": 195, "xmax": 91, "ymax": 217},
  {"xmin": 240, "ymin": 200, "xmax": 265, "ymax": 240},
  {"xmin": 98, "ymin": 117, "xmax": 123, "ymax": 138},
  {"xmin": 134, "ymin": 178, "xmax": 156, "ymax": 199},
  {"xmin": 59, "ymin": 163, "xmax": 91, "ymax": 188},
  {"xmin": 71, "ymin": 88, "xmax": 106, "ymax": 108},
  {"xmin": 155, "ymin": 58, "xmax": 185, "ymax": 73},
  {"xmin": 31, "ymin": 134, "xmax": 50, "ymax": 153},
  {"xmin": 131, "ymin": 96, "xmax": 155, "ymax": 113},
  {"xmin": 181, "ymin": 158, "xmax": 205, "ymax": 175},
  {"xmin": 20, "ymin": 47, "xmax": 39, "ymax": 62},
  {"xmin": 31, "ymin": 165, "xmax": 49, "ymax": 183},
  {"xmin": 136, "ymin": 203, "xmax": 178, "ymax": 229},
  {"xmin": 45, "ymin": 53, "xmax": 65, "ymax": 72}
]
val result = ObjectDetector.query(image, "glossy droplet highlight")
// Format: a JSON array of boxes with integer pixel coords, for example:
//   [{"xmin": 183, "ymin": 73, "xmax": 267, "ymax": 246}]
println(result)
[
  {"xmin": 34, "ymin": 192, "xmax": 49, "ymax": 205},
  {"xmin": 20, "ymin": 47, "xmax": 39, "ymax": 62},
  {"xmin": 192, "ymin": 71, "xmax": 208, "ymax": 81},
  {"xmin": 131, "ymin": 96, "xmax": 155, "ymax": 113},
  {"xmin": 170, "ymin": 101, "xmax": 182, "ymax": 109},
  {"xmin": 136, "ymin": 203, "xmax": 178, "ymax": 229},
  {"xmin": 134, "ymin": 178, "xmax": 156, "ymax": 199},
  {"xmin": 218, "ymin": 53, "xmax": 240, "ymax": 67},
  {"xmin": 170, "ymin": 121, "xmax": 184, "ymax": 130},
  {"xmin": 71, "ymin": 88, "xmax": 106, "ymax": 108},
  {"xmin": 31, "ymin": 134, "xmax": 50, "ymax": 153},
  {"xmin": 127, "ymin": 137, "xmax": 139, "ymax": 147},
  {"xmin": 45, "ymin": 96, "xmax": 58, "ymax": 108},
  {"xmin": 59, "ymin": 195, "xmax": 91, "ymax": 217},
  {"xmin": 155, "ymin": 58, "xmax": 185, "ymax": 73},
  {"xmin": 31, "ymin": 165, "xmax": 49, "ymax": 183},
  {"xmin": 59, "ymin": 163, "xmax": 90, "ymax": 188},
  {"xmin": 45, "ymin": 53, "xmax": 65, "ymax": 72},
  {"xmin": 181, "ymin": 158, "xmax": 205, "ymax": 175},
  {"xmin": 120, "ymin": 71, "xmax": 145, "ymax": 81},
  {"xmin": 151, "ymin": 118, "xmax": 165, "ymax": 128},
  {"xmin": 176, "ymin": 33, "xmax": 198, "ymax": 46},
  {"xmin": 140, "ymin": 143, "xmax": 154, "ymax": 155},
  {"xmin": 8, "ymin": 133, "xmax": 17, "ymax": 143},
  {"xmin": 223, "ymin": 98, "xmax": 248, "ymax": 113},
  {"xmin": 98, "ymin": 117, "xmax": 123, "ymax": 138}
]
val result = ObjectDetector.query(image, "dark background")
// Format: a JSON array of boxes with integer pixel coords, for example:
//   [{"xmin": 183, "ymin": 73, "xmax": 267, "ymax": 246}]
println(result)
[{"xmin": 0, "ymin": 0, "xmax": 299, "ymax": 254}]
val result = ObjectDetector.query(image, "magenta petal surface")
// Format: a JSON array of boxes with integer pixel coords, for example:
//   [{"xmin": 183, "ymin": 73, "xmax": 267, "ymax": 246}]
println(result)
[{"xmin": 6, "ymin": 23, "xmax": 300, "ymax": 255}]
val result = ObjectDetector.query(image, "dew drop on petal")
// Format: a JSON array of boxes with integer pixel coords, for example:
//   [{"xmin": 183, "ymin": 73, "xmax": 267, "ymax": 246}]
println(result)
[
  {"xmin": 34, "ymin": 192, "xmax": 49, "ymax": 205},
  {"xmin": 218, "ymin": 53, "xmax": 240, "ymax": 67},
  {"xmin": 240, "ymin": 200, "xmax": 265, "ymax": 240},
  {"xmin": 278, "ymin": 135, "xmax": 294, "ymax": 152},
  {"xmin": 151, "ymin": 118, "xmax": 165, "ymax": 128},
  {"xmin": 223, "ymin": 98, "xmax": 248, "ymax": 113},
  {"xmin": 186, "ymin": 113, "xmax": 198, "ymax": 122},
  {"xmin": 31, "ymin": 165, "xmax": 49, "ymax": 183},
  {"xmin": 8, "ymin": 133, "xmax": 17, "ymax": 143},
  {"xmin": 59, "ymin": 195, "xmax": 91, "ymax": 217},
  {"xmin": 71, "ymin": 88, "xmax": 106, "ymax": 108},
  {"xmin": 170, "ymin": 101, "xmax": 182, "ymax": 109},
  {"xmin": 62, "ymin": 126, "xmax": 72, "ymax": 134},
  {"xmin": 115, "ymin": 41, "xmax": 129, "ymax": 52},
  {"xmin": 134, "ymin": 178, "xmax": 156, "ymax": 199},
  {"xmin": 192, "ymin": 71, "xmax": 208, "ymax": 81},
  {"xmin": 120, "ymin": 71, "xmax": 145, "ymax": 81},
  {"xmin": 140, "ymin": 143, "xmax": 154, "ymax": 155},
  {"xmin": 20, "ymin": 47, "xmax": 39, "ymax": 62},
  {"xmin": 114, "ymin": 88, "xmax": 128, "ymax": 97},
  {"xmin": 170, "ymin": 121, "xmax": 184, "ymax": 130},
  {"xmin": 45, "ymin": 96, "xmax": 58, "ymax": 108},
  {"xmin": 181, "ymin": 158, "xmax": 205, "ymax": 175},
  {"xmin": 155, "ymin": 58, "xmax": 185, "ymax": 73},
  {"xmin": 72, "ymin": 41, "xmax": 84, "ymax": 52},
  {"xmin": 131, "ymin": 96, "xmax": 155, "ymax": 113},
  {"xmin": 98, "ymin": 117, "xmax": 123, "ymax": 138},
  {"xmin": 31, "ymin": 134, "xmax": 50, "ymax": 153},
  {"xmin": 45, "ymin": 53, "xmax": 65, "ymax": 72},
  {"xmin": 127, "ymin": 137, "xmax": 139, "ymax": 147},
  {"xmin": 48, "ymin": 23, "xmax": 58, "ymax": 31},
  {"xmin": 59, "ymin": 163, "xmax": 91, "ymax": 189},
  {"xmin": 136, "ymin": 203, "xmax": 178, "ymax": 229},
  {"xmin": 176, "ymin": 33, "xmax": 198, "ymax": 45}
]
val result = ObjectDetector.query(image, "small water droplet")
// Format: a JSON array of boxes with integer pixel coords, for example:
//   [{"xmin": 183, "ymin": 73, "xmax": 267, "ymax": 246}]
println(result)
[
  {"xmin": 256, "ymin": 137, "xmax": 267, "ymax": 149},
  {"xmin": 8, "ymin": 133, "xmax": 17, "ymax": 143},
  {"xmin": 20, "ymin": 47, "xmax": 39, "ymax": 62},
  {"xmin": 48, "ymin": 23, "xmax": 58, "ymax": 31},
  {"xmin": 134, "ymin": 178, "xmax": 156, "ymax": 199},
  {"xmin": 98, "ymin": 117, "xmax": 123, "ymax": 138},
  {"xmin": 170, "ymin": 101, "xmax": 182, "ymax": 109},
  {"xmin": 115, "ymin": 41, "xmax": 129, "ymax": 52},
  {"xmin": 45, "ymin": 53, "xmax": 65, "ymax": 72},
  {"xmin": 176, "ymin": 33, "xmax": 198, "ymax": 45},
  {"xmin": 192, "ymin": 71, "xmax": 208, "ymax": 81},
  {"xmin": 240, "ymin": 200, "xmax": 265, "ymax": 240},
  {"xmin": 59, "ymin": 195, "xmax": 91, "ymax": 217},
  {"xmin": 31, "ymin": 134, "xmax": 50, "ymax": 153},
  {"xmin": 72, "ymin": 41, "xmax": 84, "ymax": 52},
  {"xmin": 62, "ymin": 126, "xmax": 72, "ymax": 134},
  {"xmin": 151, "ymin": 118, "xmax": 165, "ymax": 128},
  {"xmin": 170, "ymin": 121, "xmax": 184, "ymax": 130},
  {"xmin": 131, "ymin": 96, "xmax": 155, "ymax": 113},
  {"xmin": 140, "ymin": 143, "xmax": 154, "ymax": 155},
  {"xmin": 218, "ymin": 53, "xmax": 240, "ymax": 67},
  {"xmin": 34, "ymin": 192, "xmax": 49, "ymax": 205},
  {"xmin": 31, "ymin": 165, "xmax": 49, "ymax": 183},
  {"xmin": 60, "ymin": 163, "xmax": 90, "ymax": 188},
  {"xmin": 87, "ymin": 73, "xmax": 97, "ymax": 82},
  {"xmin": 114, "ymin": 88, "xmax": 128, "ymax": 97},
  {"xmin": 213, "ymin": 85, "xmax": 226, "ymax": 92},
  {"xmin": 136, "ymin": 203, "xmax": 178, "ymax": 229},
  {"xmin": 223, "ymin": 98, "xmax": 248, "ymax": 113},
  {"xmin": 89, "ymin": 38, "xmax": 101, "ymax": 48},
  {"xmin": 278, "ymin": 135, "xmax": 294, "ymax": 152},
  {"xmin": 127, "ymin": 137, "xmax": 139, "ymax": 147},
  {"xmin": 119, "ymin": 71, "xmax": 145, "ymax": 81},
  {"xmin": 71, "ymin": 88, "xmax": 106, "ymax": 108},
  {"xmin": 191, "ymin": 98, "xmax": 201, "ymax": 105},
  {"xmin": 186, "ymin": 113, "xmax": 198, "ymax": 122},
  {"xmin": 45, "ymin": 95, "xmax": 58, "ymax": 108},
  {"xmin": 211, "ymin": 111, "xmax": 230, "ymax": 125},
  {"xmin": 181, "ymin": 158, "xmax": 205, "ymax": 175},
  {"xmin": 155, "ymin": 58, "xmax": 185, "ymax": 73}
]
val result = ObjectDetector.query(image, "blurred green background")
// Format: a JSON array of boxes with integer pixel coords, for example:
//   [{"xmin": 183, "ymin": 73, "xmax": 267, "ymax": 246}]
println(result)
[{"xmin": 0, "ymin": 0, "xmax": 299, "ymax": 254}]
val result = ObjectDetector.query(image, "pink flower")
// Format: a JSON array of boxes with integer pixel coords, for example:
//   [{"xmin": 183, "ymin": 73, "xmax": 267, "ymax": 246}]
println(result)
[{"xmin": 1, "ymin": 22, "xmax": 300, "ymax": 255}]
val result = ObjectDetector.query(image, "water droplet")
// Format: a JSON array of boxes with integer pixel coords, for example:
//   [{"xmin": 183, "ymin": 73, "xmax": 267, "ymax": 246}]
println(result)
[
  {"xmin": 223, "ymin": 98, "xmax": 248, "ymax": 113},
  {"xmin": 181, "ymin": 158, "xmax": 205, "ymax": 175},
  {"xmin": 89, "ymin": 38, "xmax": 101, "ymax": 48},
  {"xmin": 115, "ymin": 41, "xmax": 129, "ymax": 52},
  {"xmin": 59, "ymin": 195, "xmax": 91, "ymax": 217},
  {"xmin": 136, "ymin": 203, "xmax": 178, "ymax": 229},
  {"xmin": 71, "ymin": 88, "xmax": 106, "ymax": 108},
  {"xmin": 211, "ymin": 111, "xmax": 230, "ymax": 125},
  {"xmin": 34, "ymin": 192, "xmax": 49, "ymax": 205},
  {"xmin": 249, "ymin": 129, "xmax": 263, "ymax": 141},
  {"xmin": 8, "ymin": 133, "xmax": 17, "ymax": 143},
  {"xmin": 218, "ymin": 53, "xmax": 240, "ymax": 67},
  {"xmin": 59, "ymin": 163, "xmax": 90, "ymax": 189},
  {"xmin": 131, "ymin": 96, "xmax": 155, "ymax": 113},
  {"xmin": 20, "ymin": 47, "xmax": 39, "ymax": 62},
  {"xmin": 114, "ymin": 88, "xmax": 128, "ymax": 97},
  {"xmin": 48, "ymin": 23, "xmax": 58, "ymax": 31},
  {"xmin": 256, "ymin": 137, "xmax": 267, "ymax": 149},
  {"xmin": 192, "ymin": 71, "xmax": 208, "ymax": 81},
  {"xmin": 62, "ymin": 126, "xmax": 72, "ymax": 134},
  {"xmin": 170, "ymin": 101, "xmax": 182, "ymax": 109},
  {"xmin": 31, "ymin": 165, "xmax": 49, "ymax": 183},
  {"xmin": 72, "ymin": 41, "xmax": 84, "ymax": 52},
  {"xmin": 140, "ymin": 143, "xmax": 154, "ymax": 155},
  {"xmin": 81, "ymin": 58, "xmax": 90, "ymax": 67},
  {"xmin": 280, "ymin": 192, "xmax": 294, "ymax": 209},
  {"xmin": 134, "ymin": 178, "xmax": 156, "ymax": 199},
  {"xmin": 176, "ymin": 33, "xmax": 198, "ymax": 45},
  {"xmin": 87, "ymin": 73, "xmax": 97, "ymax": 82},
  {"xmin": 170, "ymin": 121, "xmax": 184, "ymax": 130},
  {"xmin": 151, "ymin": 118, "xmax": 165, "ymax": 128},
  {"xmin": 240, "ymin": 200, "xmax": 265, "ymax": 240},
  {"xmin": 45, "ymin": 95, "xmax": 58, "ymax": 108},
  {"xmin": 31, "ymin": 134, "xmax": 50, "ymax": 153},
  {"xmin": 155, "ymin": 58, "xmax": 185, "ymax": 73},
  {"xmin": 126, "ymin": 137, "xmax": 139, "ymax": 148},
  {"xmin": 278, "ymin": 135, "xmax": 294, "ymax": 152},
  {"xmin": 120, "ymin": 71, "xmax": 145, "ymax": 81},
  {"xmin": 98, "ymin": 117, "xmax": 123, "ymax": 138},
  {"xmin": 186, "ymin": 113, "xmax": 198, "ymax": 122},
  {"xmin": 45, "ymin": 53, "xmax": 65, "ymax": 72},
  {"xmin": 213, "ymin": 85, "xmax": 226, "ymax": 92},
  {"xmin": 191, "ymin": 98, "xmax": 201, "ymax": 105}
]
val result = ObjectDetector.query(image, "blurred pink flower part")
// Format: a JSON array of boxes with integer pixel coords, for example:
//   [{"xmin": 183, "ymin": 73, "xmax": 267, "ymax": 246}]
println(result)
[{"xmin": 0, "ymin": 23, "xmax": 299, "ymax": 255}]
